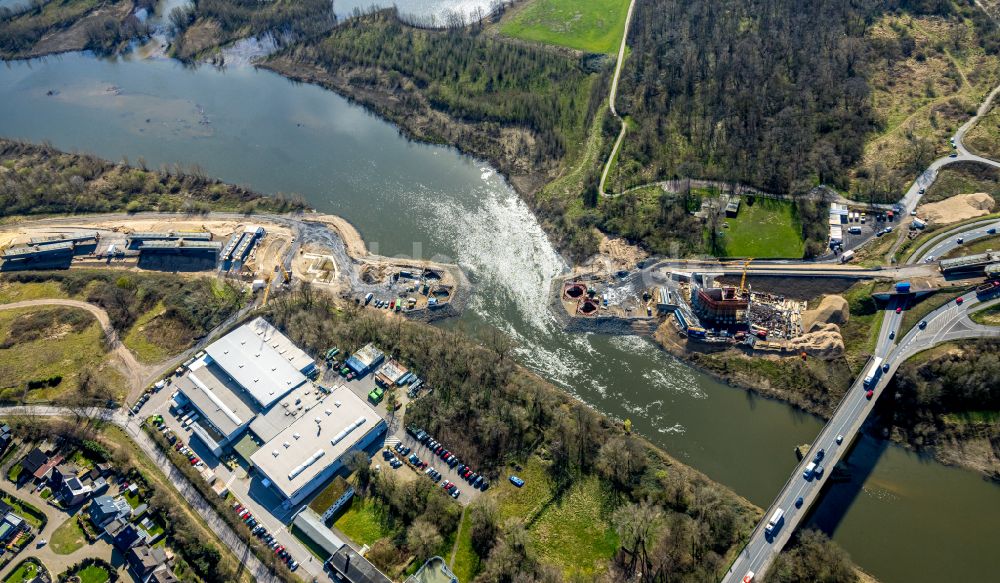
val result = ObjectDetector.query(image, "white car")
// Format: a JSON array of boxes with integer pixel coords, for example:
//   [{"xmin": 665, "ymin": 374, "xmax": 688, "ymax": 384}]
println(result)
[
  {"xmin": 924, "ymin": 256, "xmax": 934, "ymax": 263},
  {"xmin": 836, "ymin": 434, "xmax": 844, "ymax": 445},
  {"xmin": 743, "ymin": 571, "xmax": 755, "ymax": 583}
]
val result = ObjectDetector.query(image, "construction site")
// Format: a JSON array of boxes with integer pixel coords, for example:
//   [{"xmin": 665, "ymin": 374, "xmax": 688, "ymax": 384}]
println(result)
[
  {"xmin": 557, "ymin": 259, "xmax": 817, "ymax": 354},
  {"xmin": 0, "ymin": 213, "xmax": 467, "ymax": 320}
]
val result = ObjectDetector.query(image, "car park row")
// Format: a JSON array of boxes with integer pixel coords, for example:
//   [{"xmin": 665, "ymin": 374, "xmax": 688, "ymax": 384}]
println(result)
[{"xmin": 404, "ymin": 426, "xmax": 491, "ymax": 500}]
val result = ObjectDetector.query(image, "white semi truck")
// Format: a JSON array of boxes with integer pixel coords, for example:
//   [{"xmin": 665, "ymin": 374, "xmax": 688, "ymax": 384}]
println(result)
[{"xmin": 863, "ymin": 356, "xmax": 883, "ymax": 387}]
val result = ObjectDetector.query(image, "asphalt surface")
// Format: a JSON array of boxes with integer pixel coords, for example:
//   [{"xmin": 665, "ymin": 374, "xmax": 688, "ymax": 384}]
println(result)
[
  {"xmin": 724, "ymin": 279, "xmax": 1000, "ymax": 582},
  {"xmin": 904, "ymin": 217, "xmax": 1000, "ymax": 265}
]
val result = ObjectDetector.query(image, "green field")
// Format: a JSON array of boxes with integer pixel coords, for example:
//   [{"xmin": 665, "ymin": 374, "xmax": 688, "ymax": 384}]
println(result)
[
  {"xmin": 51, "ymin": 516, "xmax": 87, "ymax": 555},
  {"xmin": 450, "ymin": 509, "xmax": 479, "ymax": 582},
  {"xmin": 709, "ymin": 198, "xmax": 805, "ymax": 258},
  {"xmin": 529, "ymin": 475, "xmax": 618, "ymax": 579},
  {"xmin": 3, "ymin": 559, "xmax": 43, "ymax": 583},
  {"xmin": 500, "ymin": 0, "xmax": 631, "ymax": 54},
  {"xmin": 0, "ymin": 306, "xmax": 116, "ymax": 402},
  {"xmin": 332, "ymin": 497, "xmax": 392, "ymax": 546},
  {"xmin": 75, "ymin": 564, "xmax": 110, "ymax": 583}
]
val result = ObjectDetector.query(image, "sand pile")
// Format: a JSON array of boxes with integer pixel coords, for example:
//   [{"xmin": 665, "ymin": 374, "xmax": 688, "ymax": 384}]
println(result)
[
  {"xmin": 787, "ymin": 323, "xmax": 845, "ymax": 358},
  {"xmin": 801, "ymin": 295, "xmax": 849, "ymax": 333},
  {"xmin": 917, "ymin": 193, "xmax": 995, "ymax": 226}
]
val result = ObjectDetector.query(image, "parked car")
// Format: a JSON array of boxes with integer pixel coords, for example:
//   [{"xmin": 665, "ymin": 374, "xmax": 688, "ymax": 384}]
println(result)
[{"xmin": 509, "ymin": 476, "xmax": 525, "ymax": 488}]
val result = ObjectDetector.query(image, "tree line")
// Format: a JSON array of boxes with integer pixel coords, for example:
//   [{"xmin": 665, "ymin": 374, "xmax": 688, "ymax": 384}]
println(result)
[
  {"xmin": 267, "ymin": 9, "xmax": 601, "ymax": 181},
  {"xmin": 0, "ymin": 139, "xmax": 307, "ymax": 215},
  {"xmin": 264, "ymin": 289, "xmax": 759, "ymax": 581}
]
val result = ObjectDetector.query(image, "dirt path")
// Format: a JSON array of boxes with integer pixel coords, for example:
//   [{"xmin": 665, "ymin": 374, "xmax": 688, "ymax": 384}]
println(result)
[
  {"xmin": 0, "ymin": 299, "xmax": 145, "ymax": 392},
  {"xmin": 598, "ymin": 0, "xmax": 637, "ymax": 197}
]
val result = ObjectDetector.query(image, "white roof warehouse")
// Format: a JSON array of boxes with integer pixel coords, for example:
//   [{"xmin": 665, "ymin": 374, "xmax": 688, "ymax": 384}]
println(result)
[{"xmin": 251, "ymin": 385, "xmax": 385, "ymax": 505}]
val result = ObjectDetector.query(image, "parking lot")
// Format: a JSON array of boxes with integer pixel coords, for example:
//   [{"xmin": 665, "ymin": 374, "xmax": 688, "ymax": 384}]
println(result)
[{"xmin": 135, "ymin": 380, "xmax": 326, "ymax": 580}]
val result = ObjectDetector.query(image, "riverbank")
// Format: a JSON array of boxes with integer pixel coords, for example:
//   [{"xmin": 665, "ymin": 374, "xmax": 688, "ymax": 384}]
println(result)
[{"xmin": 0, "ymin": 0, "xmax": 144, "ymax": 60}]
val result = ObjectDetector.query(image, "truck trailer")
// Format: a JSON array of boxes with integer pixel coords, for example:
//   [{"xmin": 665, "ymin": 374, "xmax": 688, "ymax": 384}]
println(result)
[{"xmin": 863, "ymin": 356, "xmax": 884, "ymax": 387}]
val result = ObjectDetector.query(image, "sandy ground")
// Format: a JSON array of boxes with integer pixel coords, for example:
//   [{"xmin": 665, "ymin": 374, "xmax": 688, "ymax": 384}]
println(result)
[
  {"xmin": 917, "ymin": 192, "xmax": 996, "ymax": 225},
  {"xmin": 307, "ymin": 214, "xmax": 368, "ymax": 257},
  {"xmin": 801, "ymin": 295, "xmax": 850, "ymax": 333}
]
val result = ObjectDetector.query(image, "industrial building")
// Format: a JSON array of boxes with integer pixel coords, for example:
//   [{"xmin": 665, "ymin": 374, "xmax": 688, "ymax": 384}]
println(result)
[
  {"xmin": 345, "ymin": 344, "xmax": 385, "ymax": 376},
  {"xmin": 1, "ymin": 241, "xmax": 76, "ymax": 270},
  {"xmin": 174, "ymin": 318, "xmax": 318, "ymax": 455},
  {"xmin": 173, "ymin": 318, "xmax": 384, "ymax": 507},
  {"xmin": 250, "ymin": 384, "xmax": 385, "ymax": 506}
]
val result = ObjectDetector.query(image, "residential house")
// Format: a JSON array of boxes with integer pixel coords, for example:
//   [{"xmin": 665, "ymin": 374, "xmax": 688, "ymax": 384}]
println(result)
[
  {"xmin": 59, "ymin": 476, "xmax": 94, "ymax": 507},
  {"xmin": 0, "ymin": 512, "xmax": 26, "ymax": 544},
  {"xmin": 0, "ymin": 424, "xmax": 12, "ymax": 455},
  {"xmin": 89, "ymin": 494, "xmax": 131, "ymax": 529},
  {"xmin": 20, "ymin": 448, "xmax": 49, "ymax": 481},
  {"xmin": 113, "ymin": 523, "xmax": 143, "ymax": 551},
  {"xmin": 127, "ymin": 544, "xmax": 171, "ymax": 581},
  {"xmin": 148, "ymin": 568, "xmax": 180, "ymax": 583},
  {"xmin": 49, "ymin": 463, "xmax": 78, "ymax": 490}
]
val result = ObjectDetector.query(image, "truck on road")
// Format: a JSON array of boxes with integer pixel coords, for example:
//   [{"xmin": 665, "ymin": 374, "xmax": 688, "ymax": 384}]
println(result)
[
  {"xmin": 863, "ymin": 356, "xmax": 883, "ymax": 387},
  {"xmin": 764, "ymin": 508, "xmax": 785, "ymax": 536}
]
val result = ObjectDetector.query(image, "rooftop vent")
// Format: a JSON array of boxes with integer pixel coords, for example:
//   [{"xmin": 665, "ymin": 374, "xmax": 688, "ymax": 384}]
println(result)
[
  {"xmin": 325, "ymin": 409, "xmax": 332, "ymax": 416},
  {"xmin": 272, "ymin": 450, "xmax": 279, "ymax": 457},
  {"xmin": 293, "ymin": 433, "xmax": 300, "ymax": 439},
  {"xmin": 283, "ymin": 442, "xmax": 290, "ymax": 448},
  {"xmin": 334, "ymin": 401, "xmax": 342, "ymax": 407}
]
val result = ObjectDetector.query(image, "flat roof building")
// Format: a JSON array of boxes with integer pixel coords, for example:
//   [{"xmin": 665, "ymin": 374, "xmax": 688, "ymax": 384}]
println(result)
[
  {"xmin": 203, "ymin": 318, "xmax": 311, "ymax": 409},
  {"xmin": 345, "ymin": 343, "xmax": 385, "ymax": 376},
  {"xmin": 250, "ymin": 385, "xmax": 385, "ymax": 506}
]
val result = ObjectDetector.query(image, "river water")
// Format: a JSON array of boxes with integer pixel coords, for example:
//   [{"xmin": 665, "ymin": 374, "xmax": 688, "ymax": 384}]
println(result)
[{"xmin": 0, "ymin": 18, "xmax": 997, "ymax": 583}]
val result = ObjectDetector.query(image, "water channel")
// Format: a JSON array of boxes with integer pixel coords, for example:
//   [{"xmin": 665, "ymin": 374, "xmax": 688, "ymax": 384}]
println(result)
[{"xmin": 0, "ymin": 5, "xmax": 998, "ymax": 581}]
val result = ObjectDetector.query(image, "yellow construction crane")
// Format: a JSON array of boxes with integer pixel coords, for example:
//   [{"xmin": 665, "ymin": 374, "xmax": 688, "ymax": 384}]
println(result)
[
  {"xmin": 739, "ymin": 258, "xmax": 753, "ymax": 293},
  {"xmin": 281, "ymin": 265, "xmax": 292, "ymax": 284}
]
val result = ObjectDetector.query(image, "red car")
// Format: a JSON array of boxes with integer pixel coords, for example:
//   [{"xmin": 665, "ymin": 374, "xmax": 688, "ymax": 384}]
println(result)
[
  {"xmin": 866, "ymin": 389, "xmax": 874, "ymax": 400},
  {"xmin": 895, "ymin": 307, "xmax": 902, "ymax": 314},
  {"xmin": 956, "ymin": 297, "xmax": 964, "ymax": 305}
]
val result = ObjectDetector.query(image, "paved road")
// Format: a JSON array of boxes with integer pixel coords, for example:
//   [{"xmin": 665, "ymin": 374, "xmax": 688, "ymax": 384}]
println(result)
[
  {"xmin": 0, "ymin": 406, "xmax": 284, "ymax": 583},
  {"xmin": 904, "ymin": 217, "xmax": 1000, "ymax": 265},
  {"xmin": 723, "ymin": 288, "xmax": 1000, "ymax": 583}
]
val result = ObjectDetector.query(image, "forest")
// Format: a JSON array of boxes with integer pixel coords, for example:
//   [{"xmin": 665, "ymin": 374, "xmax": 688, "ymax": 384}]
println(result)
[
  {"xmin": 889, "ymin": 338, "xmax": 1000, "ymax": 479},
  {"xmin": 0, "ymin": 139, "xmax": 307, "ymax": 215},
  {"xmin": 170, "ymin": 0, "xmax": 335, "ymax": 60},
  {"xmin": 0, "ymin": 0, "xmax": 151, "ymax": 58},
  {"xmin": 609, "ymin": 0, "xmax": 1000, "ymax": 200},
  {"xmin": 264, "ymin": 9, "xmax": 604, "ymax": 196},
  {"xmin": 263, "ymin": 289, "xmax": 764, "ymax": 581}
]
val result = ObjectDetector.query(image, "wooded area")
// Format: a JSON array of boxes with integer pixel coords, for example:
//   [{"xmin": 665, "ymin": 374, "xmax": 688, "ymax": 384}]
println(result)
[
  {"xmin": 263, "ymin": 289, "xmax": 758, "ymax": 581},
  {"xmin": 0, "ymin": 139, "xmax": 307, "ymax": 215},
  {"xmin": 264, "ymin": 9, "xmax": 603, "ymax": 196}
]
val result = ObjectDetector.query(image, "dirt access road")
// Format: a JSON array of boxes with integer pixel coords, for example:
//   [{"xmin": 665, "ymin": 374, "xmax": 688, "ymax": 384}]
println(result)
[{"xmin": 0, "ymin": 299, "xmax": 145, "ymax": 391}]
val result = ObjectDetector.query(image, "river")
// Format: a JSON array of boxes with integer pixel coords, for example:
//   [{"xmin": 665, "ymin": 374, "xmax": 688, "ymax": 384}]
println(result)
[{"xmin": 0, "ymin": 11, "xmax": 998, "ymax": 583}]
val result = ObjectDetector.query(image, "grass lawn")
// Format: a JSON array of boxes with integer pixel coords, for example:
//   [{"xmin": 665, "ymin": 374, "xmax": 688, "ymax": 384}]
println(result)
[
  {"xmin": 75, "ymin": 564, "xmax": 110, "ymax": 583},
  {"xmin": 528, "ymin": 474, "xmax": 618, "ymax": 579},
  {"xmin": 123, "ymin": 301, "xmax": 171, "ymax": 363},
  {"xmin": 0, "ymin": 306, "xmax": 120, "ymax": 403},
  {"xmin": 710, "ymin": 198, "xmax": 805, "ymax": 258},
  {"xmin": 332, "ymin": 497, "xmax": 392, "ymax": 547},
  {"xmin": 500, "ymin": 0, "xmax": 631, "ymax": 54},
  {"xmin": 493, "ymin": 456, "xmax": 553, "ymax": 524},
  {"xmin": 3, "ymin": 559, "xmax": 43, "ymax": 583},
  {"xmin": 450, "ymin": 510, "xmax": 479, "ymax": 582},
  {"xmin": 971, "ymin": 301, "xmax": 1000, "ymax": 325},
  {"xmin": 51, "ymin": 516, "xmax": 87, "ymax": 555}
]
